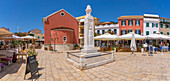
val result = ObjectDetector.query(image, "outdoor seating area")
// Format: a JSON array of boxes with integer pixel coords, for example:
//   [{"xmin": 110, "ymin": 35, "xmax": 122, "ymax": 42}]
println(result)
[
  {"xmin": 94, "ymin": 32, "xmax": 170, "ymax": 55},
  {"xmin": 0, "ymin": 34, "xmax": 37, "ymax": 73}
]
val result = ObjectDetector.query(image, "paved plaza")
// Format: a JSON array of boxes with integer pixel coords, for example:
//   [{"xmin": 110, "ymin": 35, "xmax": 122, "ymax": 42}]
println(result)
[{"xmin": 1, "ymin": 50, "xmax": 170, "ymax": 81}]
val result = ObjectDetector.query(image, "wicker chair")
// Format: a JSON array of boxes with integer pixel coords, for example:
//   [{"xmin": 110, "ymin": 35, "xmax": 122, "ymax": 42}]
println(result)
[{"xmin": 124, "ymin": 47, "xmax": 128, "ymax": 52}]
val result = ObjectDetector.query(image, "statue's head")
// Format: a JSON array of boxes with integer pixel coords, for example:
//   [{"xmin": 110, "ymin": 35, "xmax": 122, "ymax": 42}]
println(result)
[{"xmin": 85, "ymin": 5, "xmax": 92, "ymax": 15}]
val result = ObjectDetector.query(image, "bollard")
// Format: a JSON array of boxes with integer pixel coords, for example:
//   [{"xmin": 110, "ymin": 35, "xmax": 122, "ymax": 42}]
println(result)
[
  {"xmin": 111, "ymin": 51, "xmax": 114, "ymax": 61},
  {"xmin": 65, "ymin": 52, "xmax": 69, "ymax": 58}
]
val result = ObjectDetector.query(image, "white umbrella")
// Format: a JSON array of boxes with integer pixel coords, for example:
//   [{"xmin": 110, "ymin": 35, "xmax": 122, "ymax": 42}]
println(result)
[
  {"xmin": 146, "ymin": 34, "xmax": 162, "ymax": 39},
  {"xmin": 2, "ymin": 35, "xmax": 23, "ymax": 40},
  {"xmin": 118, "ymin": 32, "xmax": 146, "ymax": 40},
  {"xmin": 146, "ymin": 34, "xmax": 170, "ymax": 40},
  {"xmin": 160, "ymin": 34, "xmax": 170, "ymax": 40},
  {"xmin": 94, "ymin": 33, "xmax": 118, "ymax": 40},
  {"xmin": 130, "ymin": 32, "xmax": 137, "ymax": 54},
  {"xmin": 21, "ymin": 35, "xmax": 36, "ymax": 39}
]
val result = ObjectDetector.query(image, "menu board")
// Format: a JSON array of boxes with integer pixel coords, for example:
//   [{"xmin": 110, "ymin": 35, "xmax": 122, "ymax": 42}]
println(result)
[{"xmin": 25, "ymin": 55, "xmax": 39, "ymax": 79}]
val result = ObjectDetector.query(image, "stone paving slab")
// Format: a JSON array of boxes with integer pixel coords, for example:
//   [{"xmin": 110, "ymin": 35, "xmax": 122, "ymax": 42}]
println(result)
[{"xmin": 1, "ymin": 50, "xmax": 170, "ymax": 81}]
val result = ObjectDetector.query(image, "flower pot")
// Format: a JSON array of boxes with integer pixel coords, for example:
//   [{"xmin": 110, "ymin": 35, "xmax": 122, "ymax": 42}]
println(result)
[
  {"xmin": 76, "ymin": 47, "xmax": 79, "ymax": 50},
  {"xmin": 141, "ymin": 48, "xmax": 144, "ymax": 53}
]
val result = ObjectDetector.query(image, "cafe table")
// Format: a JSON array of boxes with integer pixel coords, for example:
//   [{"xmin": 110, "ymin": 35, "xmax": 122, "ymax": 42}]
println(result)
[{"xmin": 16, "ymin": 53, "xmax": 28, "ymax": 63}]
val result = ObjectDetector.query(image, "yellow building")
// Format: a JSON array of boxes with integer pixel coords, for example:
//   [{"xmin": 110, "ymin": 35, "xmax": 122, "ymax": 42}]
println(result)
[{"xmin": 76, "ymin": 15, "xmax": 100, "ymax": 46}]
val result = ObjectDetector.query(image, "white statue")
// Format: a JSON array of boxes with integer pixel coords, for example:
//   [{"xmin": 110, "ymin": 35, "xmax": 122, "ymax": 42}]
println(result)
[{"xmin": 83, "ymin": 5, "xmax": 94, "ymax": 50}]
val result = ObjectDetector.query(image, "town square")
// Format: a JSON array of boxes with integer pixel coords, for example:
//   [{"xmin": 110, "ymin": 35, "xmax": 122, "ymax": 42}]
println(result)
[{"xmin": 0, "ymin": 0, "xmax": 170, "ymax": 81}]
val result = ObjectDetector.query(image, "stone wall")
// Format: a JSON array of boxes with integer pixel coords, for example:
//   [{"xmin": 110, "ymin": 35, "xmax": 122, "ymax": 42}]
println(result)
[{"xmin": 44, "ymin": 44, "xmax": 74, "ymax": 52}]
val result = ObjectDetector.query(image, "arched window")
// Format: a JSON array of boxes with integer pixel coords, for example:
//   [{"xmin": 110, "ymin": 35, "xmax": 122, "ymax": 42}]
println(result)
[{"xmin": 63, "ymin": 36, "xmax": 67, "ymax": 41}]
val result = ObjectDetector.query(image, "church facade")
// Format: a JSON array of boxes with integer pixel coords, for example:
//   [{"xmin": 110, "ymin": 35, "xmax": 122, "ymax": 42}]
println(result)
[{"xmin": 43, "ymin": 9, "xmax": 79, "ymax": 51}]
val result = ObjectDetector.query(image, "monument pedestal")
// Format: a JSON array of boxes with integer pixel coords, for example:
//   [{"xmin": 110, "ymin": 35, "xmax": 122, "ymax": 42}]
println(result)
[
  {"xmin": 81, "ymin": 49, "xmax": 97, "ymax": 53},
  {"xmin": 79, "ymin": 49, "xmax": 101, "ymax": 57}
]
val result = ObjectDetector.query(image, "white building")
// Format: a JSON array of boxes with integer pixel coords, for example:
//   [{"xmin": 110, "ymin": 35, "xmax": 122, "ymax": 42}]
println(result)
[
  {"xmin": 95, "ymin": 22, "xmax": 119, "ymax": 35},
  {"xmin": 143, "ymin": 14, "xmax": 160, "ymax": 36}
]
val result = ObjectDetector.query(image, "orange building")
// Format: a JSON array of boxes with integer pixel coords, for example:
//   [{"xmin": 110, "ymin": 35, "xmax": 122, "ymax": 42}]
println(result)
[
  {"xmin": 43, "ymin": 9, "xmax": 79, "ymax": 51},
  {"xmin": 118, "ymin": 15, "xmax": 144, "ymax": 35}
]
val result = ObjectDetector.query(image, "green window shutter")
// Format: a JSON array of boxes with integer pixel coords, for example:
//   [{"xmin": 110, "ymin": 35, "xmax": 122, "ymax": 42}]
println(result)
[
  {"xmin": 131, "ymin": 20, "xmax": 133, "ymax": 26},
  {"xmin": 135, "ymin": 30, "xmax": 137, "ymax": 34},
  {"xmin": 160, "ymin": 24, "xmax": 163, "ymax": 28},
  {"xmin": 139, "ymin": 30, "xmax": 141, "ymax": 35},
  {"xmin": 146, "ymin": 23, "xmax": 149, "ymax": 27},
  {"xmin": 138, "ymin": 20, "xmax": 140, "ymax": 25},
  {"xmin": 167, "ymin": 32, "xmax": 169, "ymax": 35},
  {"xmin": 102, "ymin": 30, "xmax": 105, "ymax": 34},
  {"xmin": 152, "ymin": 23, "xmax": 154, "ymax": 27},
  {"xmin": 125, "ymin": 30, "xmax": 127, "ymax": 34},
  {"xmin": 160, "ymin": 32, "xmax": 163, "ymax": 34},
  {"xmin": 125, "ymin": 20, "xmax": 126, "ymax": 26},
  {"xmin": 165, "ymin": 24, "xmax": 167, "ymax": 28},
  {"xmin": 128, "ymin": 30, "xmax": 132, "ymax": 33},
  {"xmin": 121, "ymin": 30, "xmax": 123, "ymax": 35},
  {"xmin": 121, "ymin": 21, "xmax": 123, "ymax": 26},
  {"xmin": 153, "ymin": 31, "xmax": 156, "ymax": 34},
  {"xmin": 128, "ymin": 20, "xmax": 130, "ymax": 25},
  {"xmin": 135, "ymin": 20, "xmax": 137, "ymax": 25},
  {"xmin": 146, "ymin": 31, "xmax": 149, "ymax": 35},
  {"xmin": 156, "ymin": 23, "xmax": 158, "ymax": 28}
]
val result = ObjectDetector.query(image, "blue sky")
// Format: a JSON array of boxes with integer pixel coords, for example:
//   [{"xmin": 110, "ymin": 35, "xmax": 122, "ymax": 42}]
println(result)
[{"xmin": 0, "ymin": 0, "xmax": 170, "ymax": 33}]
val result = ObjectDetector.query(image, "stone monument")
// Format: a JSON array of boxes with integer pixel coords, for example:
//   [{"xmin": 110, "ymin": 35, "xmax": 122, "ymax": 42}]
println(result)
[
  {"xmin": 66, "ymin": 5, "xmax": 114, "ymax": 70},
  {"xmin": 80, "ymin": 5, "xmax": 101, "ymax": 57}
]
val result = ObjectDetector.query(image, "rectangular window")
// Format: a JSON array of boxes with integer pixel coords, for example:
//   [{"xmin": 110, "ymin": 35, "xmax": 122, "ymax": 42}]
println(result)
[
  {"xmin": 97, "ymin": 30, "xmax": 100, "ymax": 34},
  {"xmin": 160, "ymin": 32, "xmax": 163, "ymax": 34},
  {"xmin": 153, "ymin": 31, "xmax": 156, "ymax": 34},
  {"xmin": 135, "ymin": 30, "xmax": 141, "ymax": 35},
  {"xmin": 102, "ymin": 30, "xmax": 105, "ymax": 34},
  {"xmin": 166, "ymin": 24, "xmax": 169, "ymax": 28},
  {"xmin": 165, "ymin": 24, "xmax": 168, "ymax": 28},
  {"xmin": 114, "ymin": 29, "xmax": 117, "ymax": 34},
  {"xmin": 152, "ymin": 23, "xmax": 154, "ymax": 27},
  {"xmin": 146, "ymin": 31, "xmax": 149, "ymax": 35},
  {"xmin": 167, "ymin": 32, "xmax": 169, "ymax": 35},
  {"xmin": 146, "ymin": 23, "xmax": 149, "ymax": 27},
  {"xmin": 156, "ymin": 23, "xmax": 158, "ymax": 28},
  {"xmin": 121, "ymin": 30, "xmax": 127, "ymax": 35},
  {"xmin": 121, "ymin": 20, "xmax": 126, "ymax": 26},
  {"xmin": 128, "ymin": 20, "xmax": 133, "ymax": 26},
  {"xmin": 160, "ymin": 23, "xmax": 163, "ymax": 28},
  {"xmin": 128, "ymin": 30, "xmax": 132, "ymax": 33},
  {"xmin": 135, "ymin": 20, "xmax": 140, "ymax": 26}
]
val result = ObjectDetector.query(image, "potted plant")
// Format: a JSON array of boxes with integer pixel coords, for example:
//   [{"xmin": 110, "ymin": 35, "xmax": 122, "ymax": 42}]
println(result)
[
  {"xmin": 44, "ymin": 47, "xmax": 48, "ymax": 50},
  {"xmin": 140, "ymin": 44, "xmax": 144, "ymax": 53},
  {"xmin": 112, "ymin": 47, "xmax": 118, "ymax": 52},
  {"xmin": 49, "ymin": 46, "xmax": 53, "ymax": 51},
  {"xmin": 74, "ymin": 44, "xmax": 79, "ymax": 50}
]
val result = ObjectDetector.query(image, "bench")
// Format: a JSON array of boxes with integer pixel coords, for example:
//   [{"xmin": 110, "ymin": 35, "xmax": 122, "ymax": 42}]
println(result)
[{"xmin": 1, "ymin": 57, "xmax": 13, "ymax": 65}]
